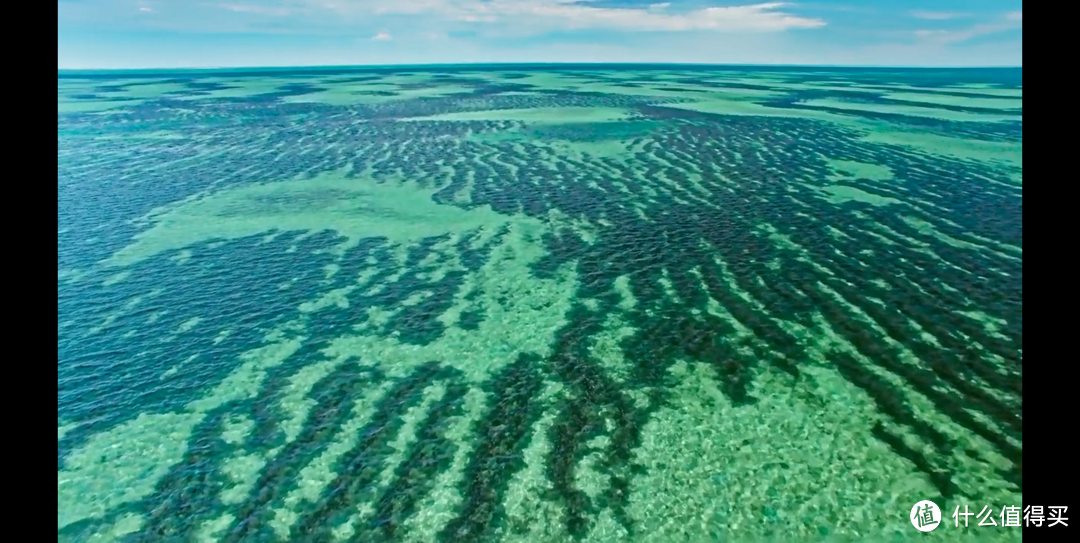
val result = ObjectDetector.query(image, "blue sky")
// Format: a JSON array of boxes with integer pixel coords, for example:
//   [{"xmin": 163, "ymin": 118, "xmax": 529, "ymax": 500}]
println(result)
[{"xmin": 57, "ymin": 1, "xmax": 1023, "ymax": 69}]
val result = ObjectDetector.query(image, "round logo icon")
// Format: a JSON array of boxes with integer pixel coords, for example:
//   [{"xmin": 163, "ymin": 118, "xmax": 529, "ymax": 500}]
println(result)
[{"xmin": 911, "ymin": 500, "xmax": 942, "ymax": 532}]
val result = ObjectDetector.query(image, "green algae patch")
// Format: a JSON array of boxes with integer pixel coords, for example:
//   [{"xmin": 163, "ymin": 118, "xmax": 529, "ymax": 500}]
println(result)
[{"xmin": 107, "ymin": 168, "xmax": 517, "ymax": 266}]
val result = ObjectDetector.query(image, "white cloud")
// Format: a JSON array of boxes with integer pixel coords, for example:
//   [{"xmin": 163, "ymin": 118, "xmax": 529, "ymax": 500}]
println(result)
[
  {"xmin": 914, "ymin": 25, "xmax": 995, "ymax": 45},
  {"xmin": 910, "ymin": 11, "xmax": 969, "ymax": 20},
  {"xmin": 63, "ymin": 1, "xmax": 825, "ymax": 38},
  {"xmin": 217, "ymin": 3, "xmax": 293, "ymax": 16},
  {"xmin": 912, "ymin": 9, "xmax": 1022, "ymax": 46},
  {"xmin": 372, "ymin": 31, "xmax": 392, "ymax": 40},
  {"xmin": 322, "ymin": 1, "xmax": 825, "ymax": 32},
  {"xmin": 58, "ymin": 0, "xmax": 1024, "ymax": 68}
]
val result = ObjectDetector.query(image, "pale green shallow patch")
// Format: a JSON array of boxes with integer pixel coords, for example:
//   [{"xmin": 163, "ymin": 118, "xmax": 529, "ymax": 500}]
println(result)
[
  {"xmin": 172, "ymin": 75, "xmax": 386, "ymax": 101},
  {"xmin": 499, "ymin": 383, "xmax": 570, "ymax": 542},
  {"xmin": 59, "ymin": 68, "xmax": 1022, "ymax": 542},
  {"xmin": 733, "ymin": 80, "xmax": 878, "ymax": 95},
  {"xmin": 60, "ymin": 325, "xmax": 304, "ymax": 533},
  {"xmin": 269, "ymin": 382, "xmax": 395, "ymax": 538},
  {"xmin": 100, "ymin": 83, "xmax": 191, "ymax": 100},
  {"xmin": 56, "ymin": 80, "xmax": 189, "ymax": 107},
  {"xmin": 173, "ymin": 78, "xmax": 295, "ymax": 100},
  {"xmin": 883, "ymin": 92, "xmax": 1022, "ymax": 110},
  {"xmin": 665, "ymin": 98, "xmax": 849, "ymax": 122},
  {"xmin": 949, "ymin": 83, "xmax": 1022, "ymax": 93},
  {"xmin": 827, "ymin": 159, "xmax": 893, "ymax": 181},
  {"xmin": 58, "ymin": 412, "xmax": 204, "ymax": 530},
  {"xmin": 563, "ymin": 80, "xmax": 785, "ymax": 102},
  {"xmin": 859, "ymin": 127, "xmax": 1023, "ymax": 169},
  {"xmin": 58, "ymin": 79, "xmax": 97, "ymax": 91},
  {"xmin": 547, "ymin": 139, "xmax": 638, "ymax": 162},
  {"xmin": 624, "ymin": 351, "xmax": 1021, "ymax": 542},
  {"xmin": 282, "ymin": 84, "xmax": 474, "ymax": 105},
  {"xmin": 625, "ymin": 362, "xmax": 927, "ymax": 542},
  {"xmin": 368, "ymin": 73, "xmax": 448, "ymax": 86},
  {"xmin": 820, "ymin": 185, "xmax": 902, "ymax": 207},
  {"xmin": 276, "ymin": 87, "xmax": 392, "ymax": 106},
  {"xmin": 507, "ymin": 72, "xmax": 589, "ymax": 91},
  {"xmin": 899, "ymin": 216, "xmax": 989, "ymax": 253},
  {"xmin": 58, "ymin": 420, "xmax": 79, "ymax": 440},
  {"xmin": 874, "ymin": 84, "xmax": 1023, "ymax": 98},
  {"xmin": 327, "ymin": 221, "xmax": 578, "ymax": 384},
  {"xmin": 804, "ymin": 98, "xmax": 1021, "ymax": 122},
  {"xmin": 662, "ymin": 88, "xmax": 1023, "ymax": 170},
  {"xmin": 58, "ymin": 99, "xmax": 145, "ymax": 113},
  {"xmin": 106, "ymin": 167, "xmax": 516, "ymax": 266},
  {"xmin": 694, "ymin": 88, "xmax": 786, "ymax": 101},
  {"xmin": 95, "ymin": 131, "xmax": 186, "ymax": 141},
  {"xmin": 398, "ymin": 387, "xmax": 490, "ymax": 542},
  {"xmin": 350, "ymin": 384, "xmax": 448, "ymax": 528},
  {"xmin": 401, "ymin": 106, "xmax": 631, "ymax": 124}
]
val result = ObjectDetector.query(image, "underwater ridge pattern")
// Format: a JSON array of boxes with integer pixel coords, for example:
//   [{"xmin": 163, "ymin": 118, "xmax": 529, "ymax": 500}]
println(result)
[{"xmin": 58, "ymin": 66, "xmax": 1022, "ymax": 542}]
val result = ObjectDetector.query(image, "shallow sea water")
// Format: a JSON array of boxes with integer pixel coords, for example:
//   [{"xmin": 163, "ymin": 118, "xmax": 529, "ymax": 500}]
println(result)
[{"xmin": 58, "ymin": 65, "xmax": 1022, "ymax": 542}]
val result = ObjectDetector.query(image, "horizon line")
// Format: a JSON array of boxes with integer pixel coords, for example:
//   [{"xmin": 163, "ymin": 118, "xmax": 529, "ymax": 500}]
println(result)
[{"xmin": 57, "ymin": 61, "xmax": 1023, "ymax": 74}]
